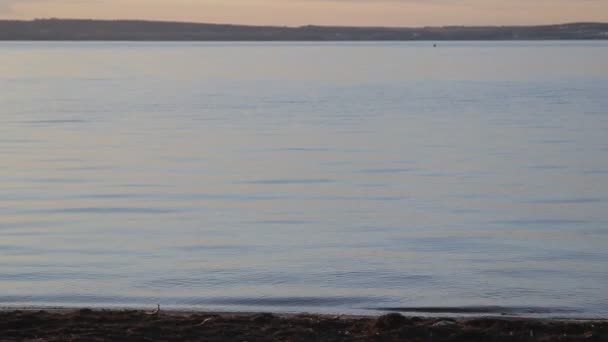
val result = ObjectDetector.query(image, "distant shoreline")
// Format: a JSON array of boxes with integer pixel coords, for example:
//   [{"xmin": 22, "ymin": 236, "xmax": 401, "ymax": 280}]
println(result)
[{"xmin": 1, "ymin": 19, "xmax": 607, "ymax": 41}]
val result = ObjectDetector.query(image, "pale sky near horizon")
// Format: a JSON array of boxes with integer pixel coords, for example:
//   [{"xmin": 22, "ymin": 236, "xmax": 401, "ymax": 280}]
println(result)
[{"xmin": 1, "ymin": 0, "xmax": 607, "ymax": 27}]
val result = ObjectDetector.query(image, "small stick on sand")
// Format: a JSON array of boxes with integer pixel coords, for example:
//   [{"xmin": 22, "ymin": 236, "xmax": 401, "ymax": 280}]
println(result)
[{"xmin": 198, "ymin": 317, "xmax": 214, "ymax": 326}]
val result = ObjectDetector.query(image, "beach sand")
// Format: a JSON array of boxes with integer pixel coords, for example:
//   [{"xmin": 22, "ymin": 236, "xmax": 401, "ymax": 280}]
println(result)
[{"xmin": 0, "ymin": 309, "xmax": 606, "ymax": 341}]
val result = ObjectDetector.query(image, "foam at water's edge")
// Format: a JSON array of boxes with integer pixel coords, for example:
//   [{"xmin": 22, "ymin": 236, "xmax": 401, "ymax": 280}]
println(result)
[{"xmin": 371, "ymin": 306, "xmax": 608, "ymax": 319}]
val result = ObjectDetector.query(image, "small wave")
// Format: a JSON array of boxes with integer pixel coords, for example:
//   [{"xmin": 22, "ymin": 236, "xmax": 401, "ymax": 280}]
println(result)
[
  {"xmin": 583, "ymin": 170, "xmax": 608, "ymax": 175},
  {"xmin": 239, "ymin": 179, "xmax": 336, "ymax": 185},
  {"xmin": 31, "ymin": 207, "xmax": 181, "ymax": 214},
  {"xmin": 529, "ymin": 198, "xmax": 608, "ymax": 204},
  {"xmin": 24, "ymin": 178, "xmax": 90, "ymax": 184},
  {"xmin": 0, "ymin": 271, "xmax": 112, "ymax": 282},
  {"xmin": 267, "ymin": 147, "xmax": 330, "ymax": 152},
  {"xmin": 24, "ymin": 119, "xmax": 88, "ymax": 124},
  {"xmin": 202, "ymin": 296, "xmax": 377, "ymax": 307},
  {"xmin": 253, "ymin": 220, "xmax": 312, "ymax": 225},
  {"xmin": 375, "ymin": 306, "xmax": 579, "ymax": 315},
  {"xmin": 74, "ymin": 193, "xmax": 288, "ymax": 202},
  {"xmin": 490, "ymin": 219, "xmax": 589, "ymax": 226},
  {"xmin": 533, "ymin": 139, "xmax": 572, "ymax": 144},
  {"xmin": 529, "ymin": 165, "xmax": 567, "ymax": 170},
  {"xmin": 355, "ymin": 168, "xmax": 414, "ymax": 174}
]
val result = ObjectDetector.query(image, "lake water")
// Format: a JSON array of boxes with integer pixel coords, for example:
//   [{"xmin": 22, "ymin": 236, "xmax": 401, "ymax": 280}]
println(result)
[{"xmin": 1, "ymin": 41, "xmax": 608, "ymax": 318}]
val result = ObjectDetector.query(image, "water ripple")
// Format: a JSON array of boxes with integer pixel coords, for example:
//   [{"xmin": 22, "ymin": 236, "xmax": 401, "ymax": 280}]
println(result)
[
  {"xmin": 23, "ymin": 119, "xmax": 88, "ymax": 124},
  {"xmin": 239, "ymin": 178, "xmax": 336, "ymax": 185},
  {"xmin": 529, "ymin": 198, "xmax": 608, "ymax": 204},
  {"xmin": 28, "ymin": 207, "xmax": 182, "ymax": 215},
  {"xmin": 376, "ymin": 306, "xmax": 579, "ymax": 315}
]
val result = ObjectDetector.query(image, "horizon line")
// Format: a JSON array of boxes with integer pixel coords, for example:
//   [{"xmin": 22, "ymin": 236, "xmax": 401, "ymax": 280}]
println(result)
[{"xmin": 2, "ymin": 18, "xmax": 607, "ymax": 30}]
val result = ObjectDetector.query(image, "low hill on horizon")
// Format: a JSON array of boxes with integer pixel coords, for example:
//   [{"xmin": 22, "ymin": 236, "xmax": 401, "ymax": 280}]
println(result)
[{"xmin": 1, "ymin": 19, "xmax": 607, "ymax": 41}]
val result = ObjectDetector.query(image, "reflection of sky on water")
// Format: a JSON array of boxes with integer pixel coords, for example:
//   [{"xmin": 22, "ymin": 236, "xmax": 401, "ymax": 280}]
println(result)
[{"xmin": 0, "ymin": 41, "xmax": 607, "ymax": 317}]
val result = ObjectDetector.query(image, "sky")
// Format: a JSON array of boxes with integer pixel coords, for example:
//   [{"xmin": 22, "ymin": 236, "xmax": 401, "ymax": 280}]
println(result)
[{"xmin": 1, "ymin": 0, "xmax": 607, "ymax": 27}]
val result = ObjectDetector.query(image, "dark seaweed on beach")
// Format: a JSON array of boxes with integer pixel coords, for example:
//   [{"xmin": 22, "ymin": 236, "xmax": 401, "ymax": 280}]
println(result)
[{"xmin": 0, "ymin": 310, "xmax": 606, "ymax": 341}]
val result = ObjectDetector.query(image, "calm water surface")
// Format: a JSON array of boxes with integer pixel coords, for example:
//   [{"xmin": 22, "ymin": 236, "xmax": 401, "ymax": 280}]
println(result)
[{"xmin": 1, "ymin": 41, "xmax": 608, "ymax": 317}]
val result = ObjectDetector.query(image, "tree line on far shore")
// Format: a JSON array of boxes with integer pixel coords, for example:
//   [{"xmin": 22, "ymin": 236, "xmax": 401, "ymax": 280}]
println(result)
[{"xmin": 1, "ymin": 19, "xmax": 607, "ymax": 41}]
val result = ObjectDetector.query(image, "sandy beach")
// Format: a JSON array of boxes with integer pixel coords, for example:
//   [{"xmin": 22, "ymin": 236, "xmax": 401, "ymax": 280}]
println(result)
[{"xmin": 0, "ymin": 309, "xmax": 606, "ymax": 341}]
